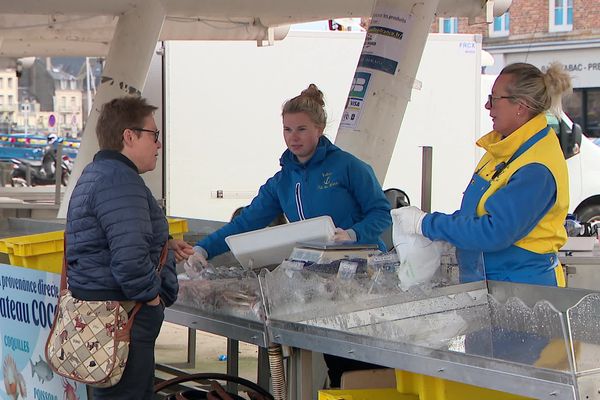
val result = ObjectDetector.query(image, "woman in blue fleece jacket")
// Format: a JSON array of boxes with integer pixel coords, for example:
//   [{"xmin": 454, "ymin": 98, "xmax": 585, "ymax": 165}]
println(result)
[
  {"xmin": 186, "ymin": 84, "xmax": 391, "ymax": 387},
  {"xmin": 188, "ymin": 84, "xmax": 391, "ymax": 264}
]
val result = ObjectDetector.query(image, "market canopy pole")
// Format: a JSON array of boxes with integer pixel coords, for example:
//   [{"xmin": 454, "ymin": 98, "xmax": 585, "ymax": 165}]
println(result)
[
  {"xmin": 334, "ymin": 0, "xmax": 440, "ymax": 184},
  {"xmin": 58, "ymin": 1, "xmax": 166, "ymax": 217},
  {"xmin": 335, "ymin": 0, "xmax": 511, "ymax": 183}
]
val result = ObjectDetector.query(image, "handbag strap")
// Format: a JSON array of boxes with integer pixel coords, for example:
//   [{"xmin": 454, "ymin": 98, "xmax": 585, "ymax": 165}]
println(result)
[{"xmin": 124, "ymin": 241, "xmax": 170, "ymax": 323}]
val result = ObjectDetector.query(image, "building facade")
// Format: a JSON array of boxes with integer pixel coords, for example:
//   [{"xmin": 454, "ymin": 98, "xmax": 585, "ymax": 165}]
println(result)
[
  {"xmin": 0, "ymin": 70, "xmax": 18, "ymax": 131},
  {"xmin": 437, "ymin": 0, "xmax": 600, "ymax": 137},
  {"xmin": 14, "ymin": 59, "xmax": 85, "ymax": 137}
]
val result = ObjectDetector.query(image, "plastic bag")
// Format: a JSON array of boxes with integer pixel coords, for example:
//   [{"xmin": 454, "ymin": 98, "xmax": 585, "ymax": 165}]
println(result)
[{"xmin": 392, "ymin": 214, "xmax": 445, "ymax": 291}]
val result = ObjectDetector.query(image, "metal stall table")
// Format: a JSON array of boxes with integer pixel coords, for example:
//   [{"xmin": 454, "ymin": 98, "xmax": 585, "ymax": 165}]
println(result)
[
  {"xmin": 161, "ymin": 267, "xmax": 272, "ymax": 391},
  {"xmin": 164, "ymin": 305, "xmax": 270, "ymax": 386},
  {"xmin": 260, "ymin": 260, "xmax": 600, "ymax": 400},
  {"xmin": 559, "ymin": 237, "xmax": 600, "ymax": 290}
]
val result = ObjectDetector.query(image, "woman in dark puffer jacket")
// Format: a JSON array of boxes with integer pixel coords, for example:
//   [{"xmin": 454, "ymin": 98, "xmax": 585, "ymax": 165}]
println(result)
[{"xmin": 66, "ymin": 96, "xmax": 184, "ymax": 400}]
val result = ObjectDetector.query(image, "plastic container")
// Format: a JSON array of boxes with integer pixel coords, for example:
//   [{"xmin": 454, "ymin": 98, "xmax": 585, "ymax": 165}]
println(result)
[
  {"xmin": 319, "ymin": 388, "xmax": 417, "ymax": 400},
  {"xmin": 167, "ymin": 217, "xmax": 189, "ymax": 240},
  {"xmin": 0, "ymin": 218, "xmax": 189, "ymax": 273},
  {"xmin": 0, "ymin": 230, "xmax": 64, "ymax": 273},
  {"xmin": 319, "ymin": 370, "xmax": 533, "ymax": 400},
  {"xmin": 395, "ymin": 370, "xmax": 533, "ymax": 400},
  {"xmin": 225, "ymin": 216, "xmax": 335, "ymax": 268}
]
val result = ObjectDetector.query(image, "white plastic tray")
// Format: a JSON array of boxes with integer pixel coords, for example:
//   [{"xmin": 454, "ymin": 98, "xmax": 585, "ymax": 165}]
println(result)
[{"xmin": 225, "ymin": 216, "xmax": 336, "ymax": 268}]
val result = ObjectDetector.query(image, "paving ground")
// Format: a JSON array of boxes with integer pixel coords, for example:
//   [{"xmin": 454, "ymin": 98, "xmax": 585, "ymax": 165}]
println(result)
[{"xmin": 155, "ymin": 321, "xmax": 259, "ymax": 382}]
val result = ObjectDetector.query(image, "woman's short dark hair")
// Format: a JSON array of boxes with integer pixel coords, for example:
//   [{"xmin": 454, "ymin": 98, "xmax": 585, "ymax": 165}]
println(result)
[{"xmin": 96, "ymin": 96, "xmax": 157, "ymax": 151}]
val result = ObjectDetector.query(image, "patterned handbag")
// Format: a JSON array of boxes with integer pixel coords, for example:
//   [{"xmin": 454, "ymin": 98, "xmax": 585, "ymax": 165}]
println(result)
[{"xmin": 45, "ymin": 238, "xmax": 168, "ymax": 388}]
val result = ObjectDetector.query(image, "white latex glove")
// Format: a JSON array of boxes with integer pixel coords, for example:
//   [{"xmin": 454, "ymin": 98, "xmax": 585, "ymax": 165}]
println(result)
[
  {"xmin": 183, "ymin": 246, "xmax": 209, "ymax": 279},
  {"xmin": 332, "ymin": 228, "xmax": 352, "ymax": 242},
  {"xmin": 391, "ymin": 206, "xmax": 427, "ymax": 236}
]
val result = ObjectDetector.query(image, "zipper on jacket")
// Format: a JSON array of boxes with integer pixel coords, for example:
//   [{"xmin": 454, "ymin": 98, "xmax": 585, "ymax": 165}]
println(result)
[{"xmin": 295, "ymin": 182, "xmax": 306, "ymax": 220}]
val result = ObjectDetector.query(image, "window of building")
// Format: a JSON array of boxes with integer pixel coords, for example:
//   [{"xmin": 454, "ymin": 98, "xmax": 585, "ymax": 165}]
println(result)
[
  {"xmin": 563, "ymin": 89, "xmax": 600, "ymax": 138},
  {"xmin": 71, "ymin": 96, "xmax": 76, "ymax": 108},
  {"xmin": 70, "ymin": 80, "xmax": 77, "ymax": 90},
  {"xmin": 60, "ymin": 80, "xmax": 67, "ymax": 90},
  {"xmin": 7, "ymin": 78, "xmax": 13, "ymax": 89},
  {"xmin": 439, "ymin": 18, "xmax": 459, "ymax": 34},
  {"xmin": 549, "ymin": 0, "xmax": 573, "ymax": 32},
  {"xmin": 0, "ymin": 78, "xmax": 3, "ymax": 89},
  {"xmin": 489, "ymin": 12, "xmax": 510, "ymax": 37},
  {"xmin": 8, "ymin": 96, "xmax": 13, "ymax": 105},
  {"xmin": 61, "ymin": 96, "xmax": 66, "ymax": 109},
  {"xmin": 0, "ymin": 96, "xmax": 4, "ymax": 105}
]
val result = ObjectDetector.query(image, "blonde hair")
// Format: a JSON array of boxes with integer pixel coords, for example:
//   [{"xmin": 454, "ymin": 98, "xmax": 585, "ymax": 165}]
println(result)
[
  {"xmin": 281, "ymin": 84, "xmax": 327, "ymax": 129},
  {"xmin": 501, "ymin": 62, "xmax": 572, "ymax": 118}
]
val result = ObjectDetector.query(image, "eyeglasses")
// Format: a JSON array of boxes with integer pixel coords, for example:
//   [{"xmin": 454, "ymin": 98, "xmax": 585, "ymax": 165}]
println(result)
[
  {"xmin": 130, "ymin": 127, "xmax": 160, "ymax": 143},
  {"xmin": 487, "ymin": 94, "xmax": 516, "ymax": 107}
]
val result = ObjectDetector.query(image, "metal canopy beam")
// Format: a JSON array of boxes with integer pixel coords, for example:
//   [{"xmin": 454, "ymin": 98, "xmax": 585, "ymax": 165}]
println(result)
[
  {"xmin": 0, "ymin": 0, "xmax": 500, "ymax": 57},
  {"xmin": 57, "ymin": 1, "xmax": 167, "ymax": 217}
]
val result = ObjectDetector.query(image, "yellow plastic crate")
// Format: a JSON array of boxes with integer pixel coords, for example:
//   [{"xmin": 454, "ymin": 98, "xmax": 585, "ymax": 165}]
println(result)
[
  {"xmin": 395, "ymin": 370, "xmax": 533, "ymax": 400},
  {"xmin": 0, "ymin": 230, "xmax": 64, "ymax": 273},
  {"xmin": 0, "ymin": 218, "xmax": 189, "ymax": 273},
  {"xmin": 319, "ymin": 388, "xmax": 418, "ymax": 400},
  {"xmin": 167, "ymin": 217, "xmax": 189, "ymax": 240},
  {"xmin": 0, "ymin": 239, "xmax": 10, "ymax": 254}
]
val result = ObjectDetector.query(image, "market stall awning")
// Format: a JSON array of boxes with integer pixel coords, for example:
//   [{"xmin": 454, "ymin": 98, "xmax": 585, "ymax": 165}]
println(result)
[{"xmin": 0, "ymin": 0, "xmax": 507, "ymax": 57}]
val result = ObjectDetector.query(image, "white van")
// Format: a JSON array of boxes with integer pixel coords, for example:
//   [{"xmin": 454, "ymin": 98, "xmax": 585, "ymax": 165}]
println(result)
[{"xmin": 158, "ymin": 33, "xmax": 600, "ymax": 226}]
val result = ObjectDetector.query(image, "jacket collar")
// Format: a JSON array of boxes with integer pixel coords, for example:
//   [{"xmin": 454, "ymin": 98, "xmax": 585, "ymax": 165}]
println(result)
[
  {"xmin": 280, "ymin": 136, "xmax": 336, "ymax": 169},
  {"xmin": 94, "ymin": 150, "xmax": 139, "ymax": 173},
  {"xmin": 477, "ymin": 113, "xmax": 548, "ymax": 159}
]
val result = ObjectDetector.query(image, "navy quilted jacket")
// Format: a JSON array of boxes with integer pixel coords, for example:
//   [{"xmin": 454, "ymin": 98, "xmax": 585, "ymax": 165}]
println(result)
[{"xmin": 65, "ymin": 150, "xmax": 178, "ymax": 306}]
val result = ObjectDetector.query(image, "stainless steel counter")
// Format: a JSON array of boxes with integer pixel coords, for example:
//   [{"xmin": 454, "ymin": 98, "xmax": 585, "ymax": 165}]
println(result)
[
  {"xmin": 560, "ymin": 253, "xmax": 600, "ymax": 290},
  {"xmin": 163, "ymin": 304, "xmax": 271, "ymax": 391},
  {"xmin": 265, "ymin": 279, "xmax": 600, "ymax": 400},
  {"xmin": 164, "ymin": 264, "xmax": 600, "ymax": 400},
  {"xmin": 165, "ymin": 304, "xmax": 268, "ymax": 348}
]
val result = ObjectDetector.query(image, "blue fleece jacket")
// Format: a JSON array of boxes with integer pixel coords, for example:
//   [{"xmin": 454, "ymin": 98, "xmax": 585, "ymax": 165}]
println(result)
[
  {"xmin": 196, "ymin": 136, "xmax": 391, "ymax": 258},
  {"xmin": 422, "ymin": 165, "xmax": 556, "ymax": 252}
]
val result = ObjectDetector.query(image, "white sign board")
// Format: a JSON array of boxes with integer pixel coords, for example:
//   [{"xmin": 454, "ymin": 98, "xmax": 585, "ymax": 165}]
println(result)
[{"xmin": 0, "ymin": 265, "xmax": 87, "ymax": 400}]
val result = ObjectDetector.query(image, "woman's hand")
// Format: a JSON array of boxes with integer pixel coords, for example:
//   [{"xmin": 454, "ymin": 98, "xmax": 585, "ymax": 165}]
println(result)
[
  {"xmin": 183, "ymin": 247, "xmax": 210, "ymax": 279},
  {"xmin": 332, "ymin": 227, "xmax": 352, "ymax": 242},
  {"xmin": 168, "ymin": 239, "xmax": 195, "ymax": 262}
]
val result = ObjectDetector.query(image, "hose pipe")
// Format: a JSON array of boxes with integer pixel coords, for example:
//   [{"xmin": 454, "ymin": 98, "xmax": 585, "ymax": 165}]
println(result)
[{"xmin": 267, "ymin": 344, "xmax": 287, "ymax": 400}]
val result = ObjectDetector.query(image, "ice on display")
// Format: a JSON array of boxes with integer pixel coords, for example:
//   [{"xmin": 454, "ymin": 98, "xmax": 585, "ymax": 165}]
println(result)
[{"xmin": 176, "ymin": 263, "xmax": 263, "ymax": 320}]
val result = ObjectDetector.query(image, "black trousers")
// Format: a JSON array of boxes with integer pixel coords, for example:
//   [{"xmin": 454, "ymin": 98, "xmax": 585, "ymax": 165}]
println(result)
[
  {"xmin": 323, "ymin": 353, "xmax": 387, "ymax": 388},
  {"xmin": 91, "ymin": 303, "xmax": 164, "ymax": 400}
]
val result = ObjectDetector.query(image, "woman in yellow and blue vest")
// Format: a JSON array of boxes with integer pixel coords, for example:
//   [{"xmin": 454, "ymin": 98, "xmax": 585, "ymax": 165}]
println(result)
[{"xmin": 394, "ymin": 62, "xmax": 572, "ymax": 286}]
